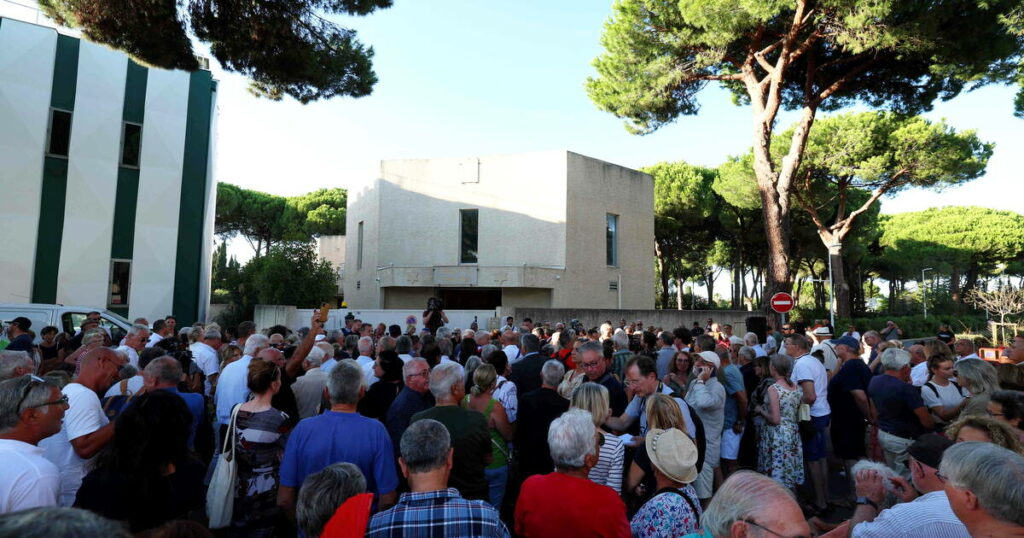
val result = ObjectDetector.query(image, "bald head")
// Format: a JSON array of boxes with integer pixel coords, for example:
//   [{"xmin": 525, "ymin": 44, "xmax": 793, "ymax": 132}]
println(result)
[
  {"xmin": 257, "ymin": 347, "xmax": 285, "ymax": 367},
  {"xmin": 78, "ymin": 347, "xmax": 123, "ymax": 393}
]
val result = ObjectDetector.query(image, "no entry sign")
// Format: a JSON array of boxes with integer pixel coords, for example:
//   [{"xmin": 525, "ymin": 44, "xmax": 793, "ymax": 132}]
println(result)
[{"xmin": 770, "ymin": 292, "xmax": 794, "ymax": 314}]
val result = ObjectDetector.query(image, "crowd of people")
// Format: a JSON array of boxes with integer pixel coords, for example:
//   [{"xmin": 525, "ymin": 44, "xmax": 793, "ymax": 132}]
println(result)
[{"xmin": 2, "ymin": 310, "xmax": 1024, "ymax": 537}]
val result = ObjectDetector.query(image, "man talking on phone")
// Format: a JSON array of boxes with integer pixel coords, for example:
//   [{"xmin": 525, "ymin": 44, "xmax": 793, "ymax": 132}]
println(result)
[{"xmin": 685, "ymin": 351, "xmax": 726, "ymax": 505}]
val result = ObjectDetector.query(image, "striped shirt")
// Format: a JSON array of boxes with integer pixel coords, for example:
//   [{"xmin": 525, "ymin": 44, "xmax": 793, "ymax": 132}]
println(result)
[
  {"xmin": 851, "ymin": 491, "xmax": 969, "ymax": 538},
  {"xmin": 589, "ymin": 431, "xmax": 624, "ymax": 494},
  {"xmin": 366, "ymin": 488, "xmax": 510, "ymax": 538}
]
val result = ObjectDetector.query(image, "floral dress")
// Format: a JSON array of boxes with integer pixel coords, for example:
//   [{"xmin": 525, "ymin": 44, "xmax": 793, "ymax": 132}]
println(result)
[
  {"xmin": 231, "ymin": 407, "xmax": 290, "ymax": 537},
  {"xmin": 758, "ymin": 382, "xmax": 804, "ymax": 489},
  {"xmin": 630, "ymin": 484, "xmax": 702, "ymax": 538}
]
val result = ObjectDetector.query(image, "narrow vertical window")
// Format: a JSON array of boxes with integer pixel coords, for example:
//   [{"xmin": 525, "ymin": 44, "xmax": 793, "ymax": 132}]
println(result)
[
  {"xmin": 47, "ymin": 109, "xmax": 73, "ymax": 157},
  {"xmin": 606, "ymin": 214, "xmax": 618, "ymax": 266},
  {"xmin": 108, "ymin": 259, "xmax": 131, "ymax": 307},
  {"xmin": 120, "ymin": 122, "xmax": 142, "ymax": 167},
  {"xmin": 357, "ymin": 221, "xmax": 364, "ymax": 270},
  {"xmin": 460, "ymin": 209, "xmax": 478, "ymax": 264}
]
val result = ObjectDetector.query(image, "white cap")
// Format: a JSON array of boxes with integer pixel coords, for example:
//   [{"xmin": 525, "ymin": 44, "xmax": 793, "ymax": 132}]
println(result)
[{"xmin": 698, "ymin": 351, "xmax": 721, "ymax": 368}]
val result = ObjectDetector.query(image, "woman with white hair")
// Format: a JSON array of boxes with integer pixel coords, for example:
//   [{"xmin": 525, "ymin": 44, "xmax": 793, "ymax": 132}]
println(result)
[
  {"xmin": 514, "ymin": 409, "xmax": 630, "ymax": 537},
  {"xmin": 956, "ymin": 358, "xmax": 999, "ymax": 418},
  {"xmin": 570, "ymin": 382, "xmax": 624, "ymax": 493}
]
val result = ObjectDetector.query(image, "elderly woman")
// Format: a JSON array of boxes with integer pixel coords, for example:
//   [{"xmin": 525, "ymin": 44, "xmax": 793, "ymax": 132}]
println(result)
[
  {"xmin": 957, "ymin": 358, "xmax": 1000, "ymax": 418},
  {"xmin": 570, "ymin": 382, "xmax": 624, "ymax": 493},
  {"xmin": 515, "ymin": 409, "xmax": 630, "ymax": 537},
  {"xmin": 753, "ymin": 354, "xmax": 803, "ymax": 491},
  {"xmin": 630, "ymin": 428, "xmax": 702, "ymax": 538},
  {"xmin": 868, "ymin": 348, "xmax": 934, "ymax": 477},
  {"xmin": 946, "ymin": 414, "xmax": 1024, "ymax": 455},
  {"xmin": 558, "ymin": 338, "xmax": 589, "ymax": 399},
  {"xmin": 989, "ymin": 390, "xmax": 1024, "ymax": 442}
]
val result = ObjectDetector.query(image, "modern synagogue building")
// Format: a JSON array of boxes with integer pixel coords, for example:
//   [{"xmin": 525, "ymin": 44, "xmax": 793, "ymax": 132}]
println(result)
[{"xmin": 0, "ymin": 17, "xmax": 217, "ymax": 324}]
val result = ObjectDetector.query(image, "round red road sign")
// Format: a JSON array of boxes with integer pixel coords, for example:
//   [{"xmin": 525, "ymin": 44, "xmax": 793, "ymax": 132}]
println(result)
[{"xmin": 770, "ymin": 292, "xmax": 794, "ymax": 314}]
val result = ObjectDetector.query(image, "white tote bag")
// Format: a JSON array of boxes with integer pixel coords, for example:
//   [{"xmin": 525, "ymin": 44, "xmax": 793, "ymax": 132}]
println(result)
[{"xmin": 207, "ymin": 404, "xmax": 241, "ymax": 529}]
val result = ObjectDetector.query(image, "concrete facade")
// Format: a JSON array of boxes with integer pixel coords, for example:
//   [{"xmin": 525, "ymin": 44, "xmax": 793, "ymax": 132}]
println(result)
[
  {"xmin": 343, "ymin": 151, "xmax": 655, "ymax": 310},
  {"xmin": 0, "ymin": 17, "xmax": 217, "ymax": 324},
  {"xmin": 316, "ymin": 235, "xmax": 346, "ymax": 295}
]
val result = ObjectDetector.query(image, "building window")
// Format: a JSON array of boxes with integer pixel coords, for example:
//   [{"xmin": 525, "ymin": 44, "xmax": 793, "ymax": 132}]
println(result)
[
  {"xmin": 460, "ymin": 209, "xmax": 478, "ymax": 264},
  {"xmin": 47, "ymin": 108, "xmax": 73, "ymax": 157},
  {"xmin": 606, "ymin": 214, "xmax": 618, "ymax": 266},
  {"xmin": 120, "ymin": 122, "xmax": 142, "ymax": 167},
  {"xmin": 356, "ymin": 221, "xmax": 364, "ymax": 270},
  {"xmin": 108, "ymin": 259, "xmax": 131, "ymax": 307}
]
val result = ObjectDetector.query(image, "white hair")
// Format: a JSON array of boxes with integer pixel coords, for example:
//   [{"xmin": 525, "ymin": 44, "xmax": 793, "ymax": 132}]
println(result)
[
  {"xmin": 203, "ymin": 327, "xmax": 222, "ymax": 340},
  {"xmin": 541, "ymin": 359, "xmax": 565, "ymax": 387},
  {"xmin": 357, "ymin": 336, "xmax": 373, "ymax": 355},
  {"xmin": 403, "ymin": 358, "xmax": 428, "ymax": 378},
  {"xmin": 548, "ymin": 408, "xmax": 597, "ymax": 469},
  {"xmin": 305, "ymin": 346, "xmax": 326, "ymax": 367},
  {"xmin": 940, "ymin": 442, "xmax": 1024, "ymax": 526},
  {"xmin": 744, "ymin": 332, "xmax": 759, "ymax": 346},
  {"xmin": 244, "ymin": 333, "xmax": 269, "ymax": 357},
  {"xmin": 701, "ymin": 471, "xmax": 797, "ymax": 534},
  {"xmin": 880, "ymin": 348, "xmax": 911, "ymax": 371},
  {"xmin": 127, "ymin": 324, "xmax": 150, "ymax": 337},
  {"xmin": 429, "ymin": 361, "xmax": 464, "ymax": 400},
  {"xmin": 852, "ymin": 459, "xmax": 900, "ymax": 497},
  {"xmin": 612, "ymin": 329, "xmax": 629, "ymax": 348},
  {"xmin": 314, "ymin": 342, "xmax": 335, "ymax": 357}
]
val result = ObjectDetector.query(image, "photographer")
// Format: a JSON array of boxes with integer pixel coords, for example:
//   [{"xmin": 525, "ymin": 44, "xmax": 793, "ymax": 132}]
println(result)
[{"xmin": 423, "ymin": 297, "xmax": 448, "ymax": 336}]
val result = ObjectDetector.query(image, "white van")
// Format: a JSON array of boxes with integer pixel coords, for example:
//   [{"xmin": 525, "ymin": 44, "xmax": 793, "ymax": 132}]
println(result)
[{"xmin": 0, "ymin": 304, "xmax": 133, "ymax": 344}]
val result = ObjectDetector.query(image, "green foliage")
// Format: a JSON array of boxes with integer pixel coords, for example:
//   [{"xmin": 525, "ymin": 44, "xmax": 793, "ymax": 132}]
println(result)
[
  {"xmin": 216, "ymin": 182, "xmax": 346, "ymax": 256},
  {"xmin": 243, "ymin": 242, "xmax": 337, "ymax": 308},
  {"xmin": 645, "ymin": 160, "xmax": 720, "ymax": 279},
  {"xmin": 39, "ymin": 0, "xmax": 391, "ymax": 103},
  {"xmin": 587, "ymin": 0, "xmax": 1024, "ymax": 134}
]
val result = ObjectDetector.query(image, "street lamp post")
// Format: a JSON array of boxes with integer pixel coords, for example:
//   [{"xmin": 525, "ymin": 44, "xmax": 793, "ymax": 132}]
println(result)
[{"xmin": 922, "ymin": 267, "xmax": 934, "ymax": 319}]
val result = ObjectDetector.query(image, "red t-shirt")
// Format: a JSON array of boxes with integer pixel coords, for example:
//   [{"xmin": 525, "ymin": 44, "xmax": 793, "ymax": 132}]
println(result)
[{"xmin": 515, "ymin": 472, "xmax": 630, "ymax": 537}]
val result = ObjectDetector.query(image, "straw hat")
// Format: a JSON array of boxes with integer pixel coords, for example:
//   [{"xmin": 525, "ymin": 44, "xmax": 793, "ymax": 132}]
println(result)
[{"xmin": 646, "ymin": 428, "xmax": 698, "ymax": 484}]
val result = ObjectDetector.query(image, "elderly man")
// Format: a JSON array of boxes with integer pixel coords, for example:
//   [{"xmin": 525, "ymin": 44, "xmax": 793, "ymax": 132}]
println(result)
[
  {"xmin": 115, "ymin": 324, "xmax": 149, "ymax": 370},
  {"xmin": 606, "ymin": 355, "xmax": 696, "ymax": 441},
  {"xmin": 515, "ymin": 409, "xmax": 630, "ymax": 537},
  {"xmin": 861, "ymin": 330, "xmax": 882, "ymax": 363},
  {"xmin": 578, "ymin": 340, "xmax": 628, "ymax": 416},
  {"xmin": 501, "ymin": 331, "xmax": 521, "ymax": 363},
  {"xmin": 0, "ymin": 351, "xmax": 35, "ymax": 381},
  {"xmin": 215, "ymin": 333, "xmax": 269, "ymax": 427},
  {"xmin": 291, "ymin": 346, "xmax": 328, "ymax": 419},
  {"xmin": 296, "ymin": 462, "xmax": 367, "ymax": 538},
  {"xmin": 850, "ymin": 433, "xmax": 968, "ymax": 537},
  {"xmin": 279, "ymin": 360, "xmax": 398, "ymax": 516},
  {"xmin": 3, "ymin": 317, "xmax": 34, "ymax": 352},
  {"xmin": 189, "ymin": 327, "xmax": 221, "ymax": 396},
  {"xmin": 685, "ymin": 351, "xmax": 726, "ymax": 503},
  {"xmin": 908, "ymin": 344, "xmax": 929, "ymax": 386},
  {"xmin": 869, "ymin": 348, "xmax": 934, "ymax": 477},
  {"xmin": 386, "ymin": 359, "xmax": 435, "ymax": 455},
  {"xmin": 953, "ymin": 339, "xmax": 981, "ymax": 362},
  {"xmin": 40, "ymin": 348, "xmax": 123, "ymax": 506},
  {"xmin": 508, "ymin": 334, "xmax": 545, "ymax": 396},
  {"xmin": 348, "ymin": 336, "xmax": 376, "ymax": 384},
  {"xmin": 692, "ymin": 470, "xmax": 810, "ymax": 538},
  {"xmin": 0, "ymin": 375, "xmax": 67, "ymax": 512},
  {"xmin": 395, "ymin": 336, "xmax": 414, "ymax": 363},
  {"xmin": 610, "ymin": 330, "xmax": 632, "ymax": 380},
  {"xmin": 368, "ymin": 419, "xmax": 509, "ymax": 537},
  {"xmin": 940, "ymin": 442, "xmax": 1024, "ymax": 536},
  {"xmin": 826, "ymin": 335, "xmax": 873, "ymax": 496},
  {"xmin": 655, "ymin": 331, "xmax": 677, "ymax": 378},
  {"xmin": 411, "ymin": 362, "xmax": 490, "ymax": 501},
  {"xmin": 785, "ymin": 333, "xmax": 832, "ymax": 513},
  {"xmin": 142, "ymin": 357, "xmax": 204, "ymax": 449},
  {"xmin": 516, "ymin": 360, "xmax": 570, "ymax": 480}
]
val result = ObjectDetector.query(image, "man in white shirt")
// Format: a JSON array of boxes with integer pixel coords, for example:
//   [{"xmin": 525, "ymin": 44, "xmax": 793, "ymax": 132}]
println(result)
[
  {"xmin": 500, "ymin": 316, "xmax": 519, "ymax": 333},
  {"xmin": 953, "ymin": 339, "xmax": 981, "ymax": 362},
  {"xmin": 501, "ymin": 330, "xmax": 522, "ymax": 363},
  {"xmin": 0, "ymin": 375, "xmax": 67, "ymax": 513},
  {"xmin": 850, "ymin": 434, "xmax": 968, "ymax": 537},
  {"xmin": 115, "ymin": 324, "xmax": 149, "ymax": 369},
  {"xmin": 785, "ymin": 334, "xmax": 831, "ymax": 514},
  {"xmin": 908, "ymin": 344, "xmax": 929, "ymax": 386},
  {"xmin": 291, "ymin": 346, "xmax": 328, "ymax": 419},
  {"xmin": 395, "ymin": 335, "xmax": 414, "ymax": 364},
  {"xmin": 191, "ymin": 328, "xmax": 222, "ymax": 396},
  {"xmin": 685, "ymin": 351, "xmax": 727, "ymax": 501},
  {"xmin": 215, "ymin": 334, "xmax": 269, "ymax": 426},
  {"xmin": 146, "ymin": 319, "xmax": 172, "ymax": 348},
  {"xmin": 40, "ymin": 348, "xmax": 123, "ymax": 506},
  {"xmin": 352, "ymin": 336, "xmax": 377, "ymax": 385}
]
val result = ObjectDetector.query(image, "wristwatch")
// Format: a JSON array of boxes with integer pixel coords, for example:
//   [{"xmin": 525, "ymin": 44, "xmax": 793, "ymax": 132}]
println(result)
[{"xmin": 855, "ymin": 497, "xmax": 879, "ymax": 510}]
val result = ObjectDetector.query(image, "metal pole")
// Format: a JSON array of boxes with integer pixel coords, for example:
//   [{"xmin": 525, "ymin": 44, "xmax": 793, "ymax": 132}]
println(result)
[
  {"xmin": 921, "ymin": 267, "xmax": 934, "ymax": 319},
  {"xmin": 827, "ymin": 244, "xmax": 838, "ymax": 328}
]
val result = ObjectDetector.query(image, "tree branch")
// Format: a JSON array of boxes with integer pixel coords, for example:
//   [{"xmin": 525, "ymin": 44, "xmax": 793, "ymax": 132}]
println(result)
[{"xmin": 816, "ymin": 57, "xmax": 877, "ymax": 104}]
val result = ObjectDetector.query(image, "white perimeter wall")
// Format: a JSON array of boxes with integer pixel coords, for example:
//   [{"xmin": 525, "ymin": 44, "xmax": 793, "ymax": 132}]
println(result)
[
  {"xmin": 55, "ymin": 41, "xmax": 126, "ymax": 306},
  {"xmin": 0, "ymin": 20, "xmax": 55, "ymax": 302},
  {"xmin": 129, "ymin": 69, "xmax": 189, "ymax": 321}
]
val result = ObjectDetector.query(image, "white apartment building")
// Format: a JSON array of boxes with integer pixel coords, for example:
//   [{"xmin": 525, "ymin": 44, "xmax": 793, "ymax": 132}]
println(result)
[{"xmin": 343, "ymin": 151, "xmax": 655, "ymax": 310}]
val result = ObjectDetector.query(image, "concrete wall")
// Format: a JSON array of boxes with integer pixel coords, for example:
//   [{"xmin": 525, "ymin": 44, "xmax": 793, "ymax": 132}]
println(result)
[
  {"xmin": 503, "ymin": 308, "xmax": 761, "ymax": 335},
  {"xmin": 317, "ymin": 235, "xmax": 346, "ymax": 294}
]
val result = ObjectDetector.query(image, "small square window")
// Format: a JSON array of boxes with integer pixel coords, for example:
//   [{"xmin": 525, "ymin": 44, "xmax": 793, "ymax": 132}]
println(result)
[
  {"xmin": 121, "ymin": 122, "xmax": 142, "ymax": 167},
  {"xmin": 47, "ymin": 109, "xmax": 72, "ymax": 157}
]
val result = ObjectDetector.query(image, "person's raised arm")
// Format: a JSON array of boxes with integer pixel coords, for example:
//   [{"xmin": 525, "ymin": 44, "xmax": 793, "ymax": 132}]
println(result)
[{"xmin": 285, "ymin": 314, "xmax": 322, "ymax": 378}]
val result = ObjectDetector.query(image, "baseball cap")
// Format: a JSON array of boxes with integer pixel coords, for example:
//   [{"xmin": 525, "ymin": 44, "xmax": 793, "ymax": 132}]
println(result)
[
  {"xmin": 830, "ymin": 335, "xmax": 860, "ymax": 350},
  {"xmin": 11, "ymin": 317, "xmax": 31, "ymax": 331},
  {"xmin": 698, "ymin": 351, "xmax": 721, "ymax": 368},
  {"xmin": 646, "ymin": 428, "xmax": 698, "ymax": 484},
  {"xmin": 907, "ymin": 433, "xmax": 954, "ymax": 469}
]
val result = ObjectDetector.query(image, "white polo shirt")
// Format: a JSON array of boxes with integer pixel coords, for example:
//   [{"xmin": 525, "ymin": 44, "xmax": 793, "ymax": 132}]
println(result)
[
  {"xmin": 0, "ymin": 439, "xmax": 60, "ymax": 513},
  {"xmin": 39, "ymin": 383, "xmax": 108, "ymax": 506}
]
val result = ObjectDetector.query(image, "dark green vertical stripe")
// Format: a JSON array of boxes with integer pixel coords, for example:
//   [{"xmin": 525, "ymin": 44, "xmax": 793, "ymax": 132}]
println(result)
[
  {"xmin": 172, "ymin": 71, "xmax": 215, "ymax": 324},
  {"xmin": 31, "ymin": 34, "xmax": 79, "ymax": 304},
  {"xmin": 110, "ymin": 62, "xmax": 148, "ymax": 260}
]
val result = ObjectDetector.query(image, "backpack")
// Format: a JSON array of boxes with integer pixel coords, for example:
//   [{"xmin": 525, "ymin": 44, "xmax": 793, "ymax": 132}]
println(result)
[
  {"xmin": 924, "ymin": 381, "xmax": 964, "ymax": 399},
  {"xmin": 101, "ymin": 379, "xmax": 138, "ymax": 419}
]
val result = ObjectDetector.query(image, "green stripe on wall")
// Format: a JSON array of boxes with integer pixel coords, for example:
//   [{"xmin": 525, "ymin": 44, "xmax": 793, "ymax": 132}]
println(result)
[
  {"xmin": 31, "ymin": 34, "xmax": 79, "ymax": 304},
  {"xmin": 121, "ymin": 61, "xmax": 147, "ymax": 123},
  {"xmin": 110, "ymin": 62, "xmax": 148, "ymax": 260},
  {"xmin": 172, "ymin": 70, "xmax": 214, "ymax": 325}
]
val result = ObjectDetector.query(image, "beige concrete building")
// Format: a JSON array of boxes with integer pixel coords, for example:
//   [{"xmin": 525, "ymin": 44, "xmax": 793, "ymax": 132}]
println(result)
[
  {"xmin": 343, "ymin": 151, "xmax": 654, "ymax": 310},
  {"xmin": 316, "ymin": 235, "xmax": 346, "ymax": 297}
]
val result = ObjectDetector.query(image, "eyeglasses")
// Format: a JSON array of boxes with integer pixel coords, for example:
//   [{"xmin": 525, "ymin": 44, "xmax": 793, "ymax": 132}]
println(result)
[
  {"xmin": 581, "ymin": 361, "xmax": 601, "ymax": 370},
  {"xmin": 24, "ymin": 394, "xmax": 69, "ymax": 409},
  {"xmin": 408, "ymin": 370, "xmax": 430, "ymax": 378},
  {"xmin": 16, "ymin": 375, "xmax": 47, "ymax": 412},
  {"xmin": 742, "ymin": 519, "xmax": 809, "ymax": 538}
]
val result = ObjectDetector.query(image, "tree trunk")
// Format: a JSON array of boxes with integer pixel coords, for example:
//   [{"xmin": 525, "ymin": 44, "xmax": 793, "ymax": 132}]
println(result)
[
  {"xmin": 705, "ymin": 271, "xmax": 715, "ymax": 307},
  {"xmin": 828, "ymin": 243, "xmax": 852, "ymax": 319},
  {"xmin": 657, "ymin": 255, "xmax": 670, "ymax": 309},
  {"xmin": 676, "ymin": 275, "xmax": 685, "ymax": 310},
  {"xmin": 888, "ymin": 279, "xmax": 896, "ymax": 313}
]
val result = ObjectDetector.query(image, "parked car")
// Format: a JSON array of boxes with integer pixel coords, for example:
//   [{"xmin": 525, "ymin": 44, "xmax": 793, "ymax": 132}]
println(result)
[{"xmin": 0, "ymin": 304, "xmax": 132, "ymax": 344}]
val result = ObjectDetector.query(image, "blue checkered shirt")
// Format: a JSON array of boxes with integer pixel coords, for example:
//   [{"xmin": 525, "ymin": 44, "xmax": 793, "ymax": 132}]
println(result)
[{"xmin": 366, "ymin": 488, "xmax": 510, "ymax": 538}]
